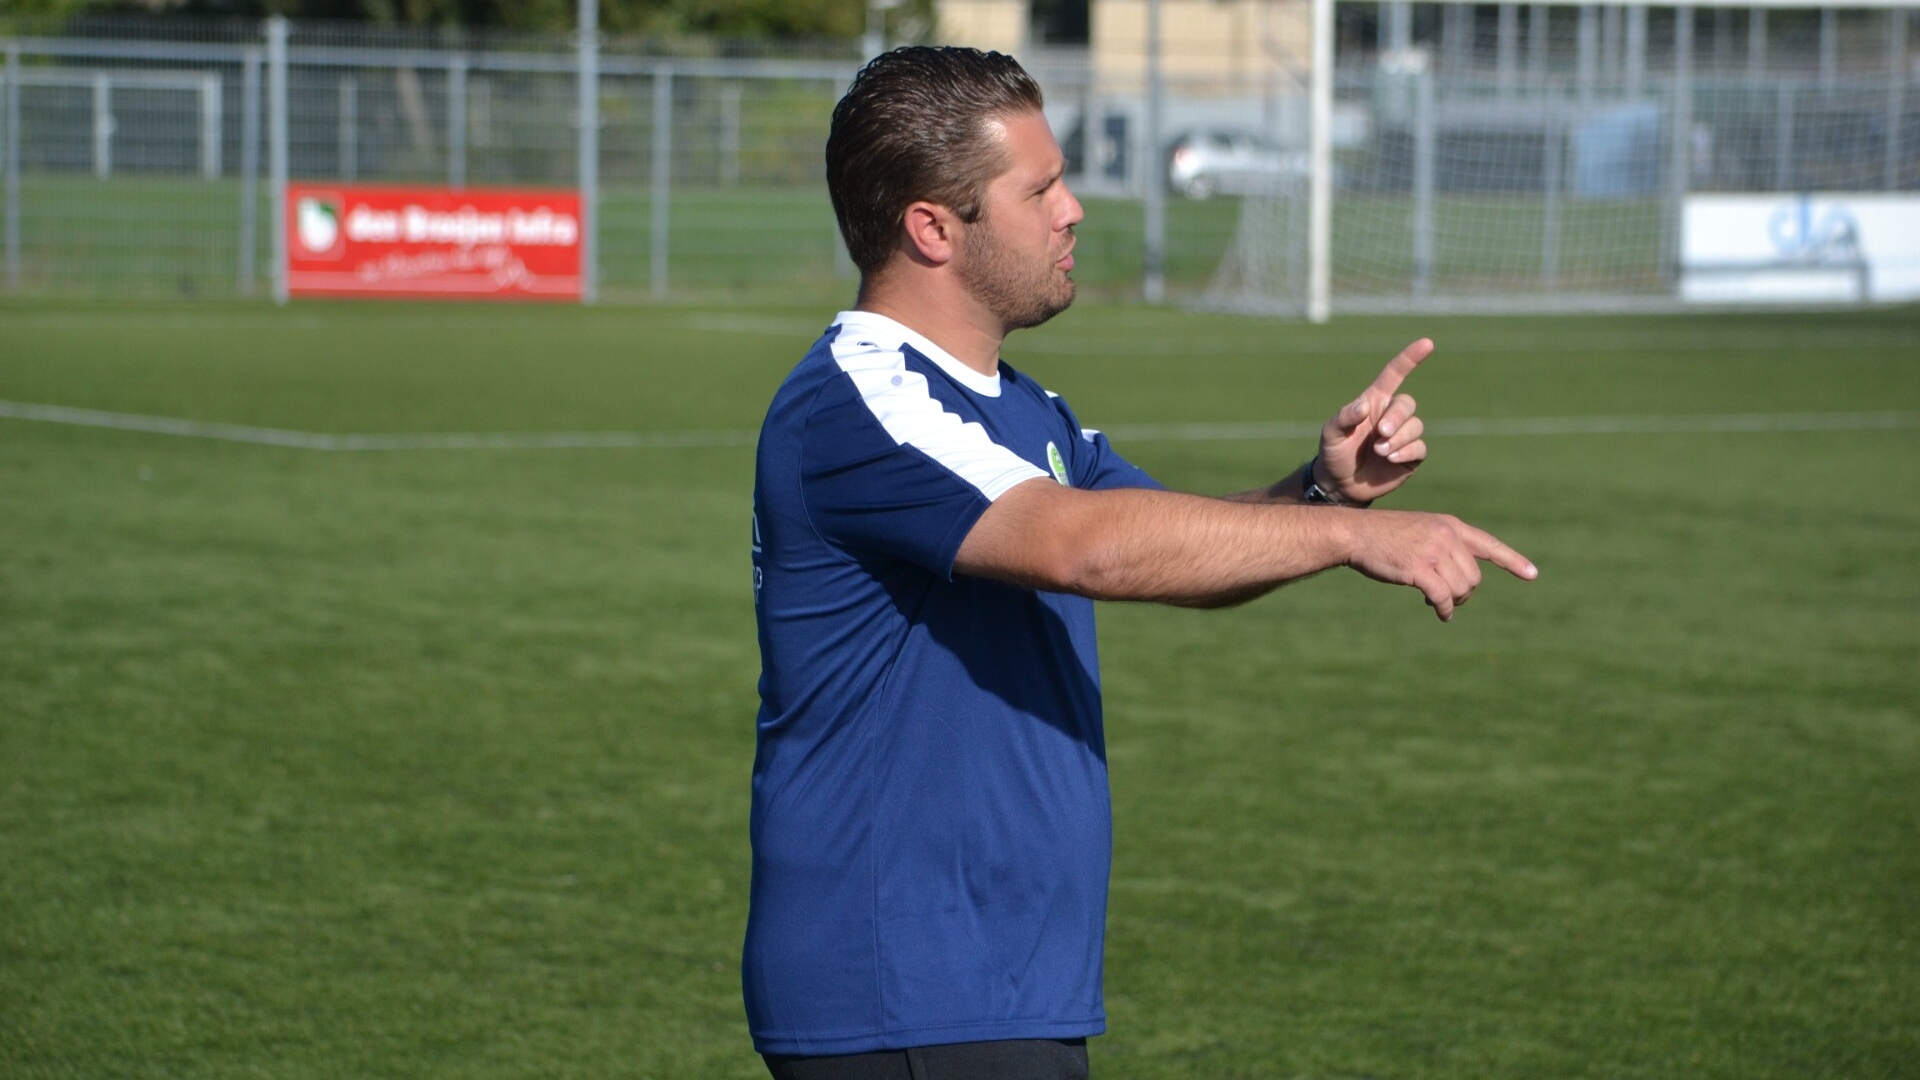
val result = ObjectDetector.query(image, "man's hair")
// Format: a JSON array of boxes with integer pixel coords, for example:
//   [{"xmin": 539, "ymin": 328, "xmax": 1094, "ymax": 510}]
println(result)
[{"xmin": 826, "ymin": 46, "xmax": 1045, "ymax": 276}]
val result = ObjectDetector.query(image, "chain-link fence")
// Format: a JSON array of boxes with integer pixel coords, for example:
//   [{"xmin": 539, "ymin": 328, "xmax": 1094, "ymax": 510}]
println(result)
[
  {"xmin": 4, "ymin": 9, "xmax": 1912, "ymax": 310},
  {"xmin": 0, "ymin": 13, "xmax": 1370, "ymax": 306},
  {"xmin": 0, "ymin": 16, "xmax": 881, "ymax": 301},
  {"xmin": 0, "ymin": 13, "xmax": 1260, "ymax": 304}
]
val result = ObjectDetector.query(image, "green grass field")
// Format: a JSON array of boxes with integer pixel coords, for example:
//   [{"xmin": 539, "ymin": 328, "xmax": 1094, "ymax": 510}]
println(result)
[
  {"xmin": 4, "ymin": 173, "xmax": 1667, "ymax": 302},
  {"xmin": 2, "ymin": 298, "xmax": 1917, "ymax": 1079}
]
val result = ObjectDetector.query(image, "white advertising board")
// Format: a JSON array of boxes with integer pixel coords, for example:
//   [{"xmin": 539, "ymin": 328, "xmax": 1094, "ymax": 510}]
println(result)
[{"xmin": 1680, "ymin": 194, "xmax": 1920, "ymax": 305}]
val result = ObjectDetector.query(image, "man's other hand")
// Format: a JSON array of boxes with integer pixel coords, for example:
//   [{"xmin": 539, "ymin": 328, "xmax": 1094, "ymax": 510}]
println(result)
[{"xmin": 1318, "ymin": 338, "xmax": 1434, "ymax": 505}]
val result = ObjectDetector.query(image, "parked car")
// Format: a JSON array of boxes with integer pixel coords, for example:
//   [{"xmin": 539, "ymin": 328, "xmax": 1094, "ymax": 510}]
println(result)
[{"xmin": 1167, "ymin": 131, "xmax": 1310, "ymax": 200}]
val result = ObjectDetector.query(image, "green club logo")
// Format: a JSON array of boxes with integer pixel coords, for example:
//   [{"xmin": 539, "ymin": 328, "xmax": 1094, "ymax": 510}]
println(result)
[{"xmin": 1046, "ymin": 441, "xmax": 1070, "ymax": 486}]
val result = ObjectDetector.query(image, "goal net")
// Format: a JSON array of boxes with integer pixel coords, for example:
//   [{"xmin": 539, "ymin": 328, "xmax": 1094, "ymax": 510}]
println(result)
[{"xmin": 1201, "ymin": 0, "xmax": 1918, "ymax": 318}]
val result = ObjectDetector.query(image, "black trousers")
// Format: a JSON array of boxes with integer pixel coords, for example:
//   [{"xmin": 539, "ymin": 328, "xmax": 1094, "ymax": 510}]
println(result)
[{"xmin": 764, "ymin": 1038, "xmax": 1089, "ymax": 1080}]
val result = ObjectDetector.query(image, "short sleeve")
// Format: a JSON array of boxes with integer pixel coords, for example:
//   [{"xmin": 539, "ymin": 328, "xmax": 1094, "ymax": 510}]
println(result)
[
  {"xmin": 801, "ymin": 356, "xmax": 1046, "ymax": 577},
  {"xmin": 1048, "ymin": 394, "xmax": 1164, "ymax": 493}
]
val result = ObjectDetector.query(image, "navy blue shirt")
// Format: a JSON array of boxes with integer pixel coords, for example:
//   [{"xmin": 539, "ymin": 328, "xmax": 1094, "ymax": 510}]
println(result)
[{"xmin": 745, "ymin": 311, "xmax": 1160, "ymax": 1055}]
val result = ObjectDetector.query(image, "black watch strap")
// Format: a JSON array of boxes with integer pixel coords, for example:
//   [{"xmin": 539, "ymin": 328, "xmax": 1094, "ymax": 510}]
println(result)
[{"xmin": 1302, "ymin": 457, "xmax": 1347, "ymax": 506}]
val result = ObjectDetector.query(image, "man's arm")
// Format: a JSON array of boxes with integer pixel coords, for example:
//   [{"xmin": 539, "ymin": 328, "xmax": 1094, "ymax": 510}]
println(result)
[
  {"xmin": 954, "ymin": 336, "xmax": 1533, "ymax": 618},
  {"xmin": 1220, "ymin": 460, "xmax": 1348, "ymax": 507},
  {"xmin": 1220, "ymin": 460, "xmax": 1316, "ymax": 506},
  {"xmin": 953, "ymin": 478, "xmax": 1536, "ymax": 619}
]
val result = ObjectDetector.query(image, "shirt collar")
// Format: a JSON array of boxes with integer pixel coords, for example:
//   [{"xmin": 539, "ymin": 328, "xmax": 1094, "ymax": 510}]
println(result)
[{"xmin": 832, "ymin": 309, "xmax": 1003, "ymax": 398}]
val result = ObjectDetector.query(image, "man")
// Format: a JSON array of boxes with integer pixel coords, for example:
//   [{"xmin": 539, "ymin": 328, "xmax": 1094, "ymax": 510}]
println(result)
[{"xmin": 745, "ymin": 47, "xmax": 1536, "ymax": 1080}]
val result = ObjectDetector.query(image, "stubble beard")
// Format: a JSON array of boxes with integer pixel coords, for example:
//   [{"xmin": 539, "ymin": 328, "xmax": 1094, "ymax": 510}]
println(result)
[{"xmin": 956, "ymin": 218, "xmax": 1076, "ymax": 334}]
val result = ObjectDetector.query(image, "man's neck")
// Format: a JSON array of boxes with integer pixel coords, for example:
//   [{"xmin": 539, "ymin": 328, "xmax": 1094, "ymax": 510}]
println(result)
[{"xmin": 855, "ymin": 281, "xmax": 1005, "ymax": 377}]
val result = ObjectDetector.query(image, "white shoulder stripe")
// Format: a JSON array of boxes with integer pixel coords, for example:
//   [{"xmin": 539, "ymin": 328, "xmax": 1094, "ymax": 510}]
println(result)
[{"xmin": 829, "ymin": 336, "xmax": 1045, "ymax": 502}]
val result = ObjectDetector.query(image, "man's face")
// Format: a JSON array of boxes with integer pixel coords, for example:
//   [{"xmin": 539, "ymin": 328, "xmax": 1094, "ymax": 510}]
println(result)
[{"xmin": 955, "ymin": 110, "xmax": 1085, "ymax": 333}]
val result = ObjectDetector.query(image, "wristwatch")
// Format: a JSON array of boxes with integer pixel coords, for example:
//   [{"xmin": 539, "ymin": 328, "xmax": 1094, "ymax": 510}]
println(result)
[{"xmin": 1301, "ymin": 457, "xmax": 1347, "ymax": 506}]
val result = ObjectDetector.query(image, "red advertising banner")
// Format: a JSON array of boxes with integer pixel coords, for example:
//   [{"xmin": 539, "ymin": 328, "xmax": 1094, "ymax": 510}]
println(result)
[{"xmin": 285, "ymin": 184, "xmax": 582, "ymax": 301}]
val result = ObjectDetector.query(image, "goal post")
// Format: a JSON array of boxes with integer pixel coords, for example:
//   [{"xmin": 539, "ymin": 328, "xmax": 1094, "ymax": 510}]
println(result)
[{"xmin": 1204, "ymin": 0, "xmax": 1919, "ymax": 319}]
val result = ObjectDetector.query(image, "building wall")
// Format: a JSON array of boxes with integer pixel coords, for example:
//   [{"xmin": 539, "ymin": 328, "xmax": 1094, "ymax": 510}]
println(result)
[
  {"xmin": 933, "ymin": 0, "xmax": 1310, "ymax": 93},
  {"xmin": 1094, "ymin": 0, "xmax": 1311, "ymax": 95},
  {"xmin": 933, "ymin": 0, "xmax": 1030, "ymax": 54}
]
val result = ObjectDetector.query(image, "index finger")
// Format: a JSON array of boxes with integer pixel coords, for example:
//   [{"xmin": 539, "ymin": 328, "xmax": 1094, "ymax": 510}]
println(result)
[
  {"xmin": 1369, "ymin": 338, "xmax": 1434, "ymax": 398},
  {"xmin": 1463, "ymin": 524, "xmax": 1539, "ymax": 582}
]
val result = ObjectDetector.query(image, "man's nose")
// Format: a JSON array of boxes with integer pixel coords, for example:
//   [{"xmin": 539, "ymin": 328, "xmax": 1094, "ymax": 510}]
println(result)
[{"xmin": 1059, "ymin": 185, "xmax": 1085, "ymax": 229}]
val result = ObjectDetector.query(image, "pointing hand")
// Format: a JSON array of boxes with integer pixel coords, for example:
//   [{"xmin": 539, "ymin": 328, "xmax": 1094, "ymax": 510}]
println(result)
[{"xmin": 1346, "ymin": 509, "xmax": 1539, "ymax": 621}]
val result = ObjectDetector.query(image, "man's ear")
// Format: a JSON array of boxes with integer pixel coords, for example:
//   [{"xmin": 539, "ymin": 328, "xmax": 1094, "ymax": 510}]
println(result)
[{"xmin": 901, "ymin": 200, "xmax": 958, "ymax": 267}]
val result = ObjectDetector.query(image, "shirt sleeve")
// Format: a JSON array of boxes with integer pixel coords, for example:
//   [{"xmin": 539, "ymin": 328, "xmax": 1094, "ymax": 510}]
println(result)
[
  {"xmin": 800, "ymin": 351, "xmax": 1047, "ymax": 578},
  {"xmin": 1048, "ymin": 393, "xmax": 1165, "ymax": 493}
]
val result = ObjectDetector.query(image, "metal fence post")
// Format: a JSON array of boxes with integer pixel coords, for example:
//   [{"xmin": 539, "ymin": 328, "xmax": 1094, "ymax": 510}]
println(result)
[
  {"xmin": 339, "ymin": 76, "xmax": 357, "ymax": 181},
  {"xmin": 239, "ymin": 47, "xmax": 261, "ymax": 296},
  {"xmin": 448, "ymin": 55, "xmax": 467, "ymax": 190},
  {"xmin": 200, "ymin": 74, "xmax": 222, "ymax": 180},
  {"xmin": 267, "ymin": 16, "xmax": 289, "ymax": 306},
  {"xmin": 1143, "ymin": 0, "xmax": 1166, "ymax": 304},
  {"xmin": 651, "ymin": 65, "xmax": 672, "ymax": 300},
  {"xmin": 1602, "ymin": 4, "xmax": 1621, "ymax": 83},
  {"xmin": 4, "ymin": 43, "xmax": 18, "ymax": 292},
  {"xmin": 720, "ymin": 81, "xmax": 741, "ymax": 187},
  {"xmin": 1412, "ymin": 71, "xmax": 1435, "ymax": 297},
  {"xmin": 1665, "ymin": 5, "xmax": 1693, "ymax": 289},
  {"xmin": 1543, "ymin": 97, "xmax": 1562, "ymax": 290},
  {"xmin": 1888, "ymin": 9, "xmax": 1908, "ymax": 191},
  {"xmin": 1625, "ymin": 5, "xmax": 1647, "ymax": 100},
  {"xmin": 1775, "ymin": 82, "xmax": 1795, "ymax": 190},
  {"xmin": 1820, "ymin": 8, "xmax": 1839, "ymax": 89},
  {"xmin": 1497, "ymin": 4, "xmax": 1519, "ymax": 97},
  {"xmin": 93, "ymin": 73, "xmax": 112, "ymax": 179},
  {"xmin": 577, "ymin": 0, "xmax": 598, "ymax": 305},
  {"xmin": 1528, "ymin": 4, "xmax": 1549, "ymax": 89},
  {"xmin": 1577, "ymin": 5, "xmax": 1598, "ymax": 108}
]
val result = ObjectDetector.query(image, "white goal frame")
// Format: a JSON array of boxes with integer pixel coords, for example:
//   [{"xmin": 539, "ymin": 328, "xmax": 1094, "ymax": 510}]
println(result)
[{"xmin": 1288, "ymin": 0, "xmax": 1919, "ymax": 320}]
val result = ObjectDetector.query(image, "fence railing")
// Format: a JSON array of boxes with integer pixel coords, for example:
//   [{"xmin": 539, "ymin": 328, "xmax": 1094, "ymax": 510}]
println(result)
[
  {"xmin": 0, "ymin": 19, "xmax": 886, "ymax": 302},
  {"xmin": 1, "ymin": 11, "xmax": 1913, "ymax": 309},
  {"xmin": 0, "ymin": 18, "xmax": 1253, "ymax": 303}
]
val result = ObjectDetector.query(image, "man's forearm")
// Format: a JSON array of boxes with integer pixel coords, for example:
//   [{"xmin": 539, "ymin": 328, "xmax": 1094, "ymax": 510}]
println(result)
[
  {"xmin": 1222, "ymin": 458, "xmax": 1370, "ymax": 510},
  {"xmin": 956, "ymin": 480, "xmax": 1360, "ymax": 608},
  {"xmin": 1220, "ymin": 461, "xmax": 1314, "ymax": 506},
  {"xmin": 956, "ymin": 476, "xmax": 1534, "ymax": 619}
]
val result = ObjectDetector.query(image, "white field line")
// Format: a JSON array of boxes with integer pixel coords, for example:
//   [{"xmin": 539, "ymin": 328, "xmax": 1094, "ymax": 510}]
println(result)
[
  {"xmin": 1104, "ymin": 410, "xmax": 1920, "ymax": 442},
  {"xmin": 1013, "ymin": 332, "xmax": 1912, "ymax": 357},
  {"xmin": 1, "ymin": 399, "xmax": 1913, "ymax": 452},
  {"xmin": 0, "ymin": 400, "xmax": 756, "ymax": 451},
  {"xmin": 674, "ymin": 313, "xmax": 1920, "ymax": 356},
  {"xmin": 681, "ymin": 313, "xmax": 826, "ymax": 337},
  {"xmin": 0, "ymin": 312, "xmax": 337, "ymax": 332}
]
